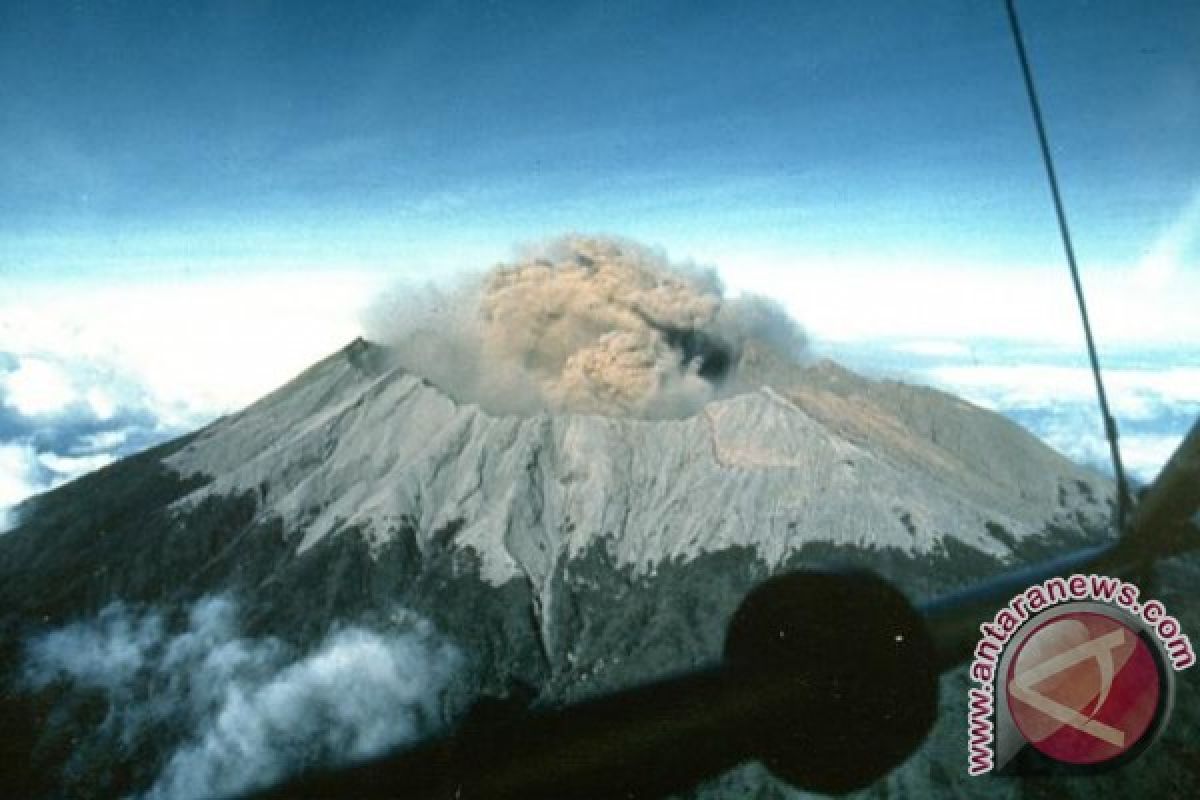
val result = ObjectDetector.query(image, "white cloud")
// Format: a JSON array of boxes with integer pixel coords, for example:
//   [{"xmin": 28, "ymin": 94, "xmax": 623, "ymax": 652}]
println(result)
[
  {"xmin": 891, "ymin": 340, "xmax": 972, "ymax": 358},
  {"xmin": 0, "ymin": 443, "xmax": 122, "ymax": 532},
  {"xmin": 1, "ymin": 270, "xmax": 384, "ymax": 421},
  {"xmin": 1120, "ymin": 433, "xmax": 1188, "ymax": 483},
  {"xmin": 38, "ymin": 451, "xmax": 116, "ymax": 478},
  {"xmin": 25, "ymin": 601, "xmax": 166, "ymax": 693},
  {"xmin": 86, "ymin": 387, "xmax": 117, "ymax": 420},
  {"xmin": 78, "ymin": 429, "xmax": 130, "ymax": 451},
  {"xmin": 923, "ymin": 365, "xmax": 1200, "ymax": 421},
  {"xmin": 708, "ymin": 248, "xmax": 1199, "ymax": 346},
  {"xmin": 23, "ymin": 596, "xmax": 464, "ymax": 800},
  {"xmin": 1028, "ymin": 421, "xmax": 1183, "ymax": 485},
  {"xmin": 0, "ymin": 442, "xmax": 43, "ymax": 529},
  {"xmin": 0, "ymin": 270, "xmax": 385, "ymax": 522},
  {"xmin": 906, "ymin": 360, "xmax": 1198, "ymax": 484},
  {"xmin": 1133, "ymin": 185, "xmax": 1200, "ymax": 293},
  {"xmin": 0, "ymin": 359, "xmax": 178, "ymax": 532},
  {"xmin": 1, "ymin": 357, "xmax": 76, "ymax": 415}
]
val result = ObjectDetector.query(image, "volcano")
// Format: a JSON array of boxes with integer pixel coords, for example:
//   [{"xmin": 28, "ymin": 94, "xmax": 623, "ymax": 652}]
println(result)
[{"xmin": 2, "ymin": 335, "xmax": 1197, "ymax": 799}]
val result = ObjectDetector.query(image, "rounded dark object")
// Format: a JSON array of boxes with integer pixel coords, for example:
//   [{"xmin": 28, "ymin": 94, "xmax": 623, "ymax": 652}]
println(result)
[{"xmin": 723, "ymin": 568, "xmax": 939, "ymax": 795}]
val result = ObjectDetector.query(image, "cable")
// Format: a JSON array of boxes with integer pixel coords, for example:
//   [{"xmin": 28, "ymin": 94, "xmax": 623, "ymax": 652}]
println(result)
[{"xmin": 1003, "ymin": 0, "xmax": 1133, "ymax": 532}]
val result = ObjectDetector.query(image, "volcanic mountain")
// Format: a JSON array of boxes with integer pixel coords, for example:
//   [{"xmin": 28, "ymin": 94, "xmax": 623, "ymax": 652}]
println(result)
[{"xmin": 1, "ymin": 243, "xmax": 1197, "ymax": 798}]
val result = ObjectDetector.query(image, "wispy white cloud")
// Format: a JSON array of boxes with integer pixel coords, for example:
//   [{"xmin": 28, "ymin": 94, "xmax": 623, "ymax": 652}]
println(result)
[
  {"xmin": 1133, "ymin": 184, "xmax": 1200, "ymax": 292},
  {"xmin": 24, "ymin": 596, "xmax": 464, "ymax": 800}
]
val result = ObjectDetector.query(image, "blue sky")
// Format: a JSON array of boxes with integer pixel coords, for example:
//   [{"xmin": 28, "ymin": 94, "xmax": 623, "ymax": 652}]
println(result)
[
  {"xmin": 1, "ymin": 0, "xmax": 1197, "ymax": 520},
  {"xmin": 4, "ymin": 0, "xmax": 1199, "ymax": 279}
]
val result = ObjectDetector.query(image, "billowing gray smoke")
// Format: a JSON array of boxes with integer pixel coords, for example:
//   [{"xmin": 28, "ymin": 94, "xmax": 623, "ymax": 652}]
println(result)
[
  {"xmin": 363, "ymin": 235, "xmax": 807, "ymax": 417},
  {"xmin": 22, "ymin": 596, "xmax": 464, "ymax": 800}
]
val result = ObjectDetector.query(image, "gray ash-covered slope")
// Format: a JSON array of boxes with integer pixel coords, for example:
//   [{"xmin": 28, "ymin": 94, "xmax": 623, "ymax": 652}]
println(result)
[
  {"xmin": 2, "ymin": 338, "xmax": 1196, "ymax": 799},
  {"xmin": 158, "ymin": 337, "xmax": 1113, "ymax": 590}
]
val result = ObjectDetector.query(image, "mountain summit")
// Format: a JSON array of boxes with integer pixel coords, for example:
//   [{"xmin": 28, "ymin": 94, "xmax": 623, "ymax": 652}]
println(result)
[{"xmin": 161, "ymin": 338, "xmax": 1109, "ymax": 592}]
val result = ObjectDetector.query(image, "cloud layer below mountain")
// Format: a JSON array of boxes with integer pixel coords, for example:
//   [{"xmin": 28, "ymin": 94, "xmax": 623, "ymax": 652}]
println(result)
[
  {"xmin": 826, "ymin": 340, "xmax": 1199, "ymax": 484},
  {"xmin": 0, "ymin": 271, "xmax": 377, "ymax": 530}
]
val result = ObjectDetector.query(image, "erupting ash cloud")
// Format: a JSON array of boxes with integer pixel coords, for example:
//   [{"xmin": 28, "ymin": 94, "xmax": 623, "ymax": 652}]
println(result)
[{"xmin": 364, "ymin": 235, "xmax": 807, "ymax": 417}]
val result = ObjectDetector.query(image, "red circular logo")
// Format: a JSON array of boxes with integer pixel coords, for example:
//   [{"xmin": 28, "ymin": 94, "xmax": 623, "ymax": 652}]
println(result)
[{"xmin": 1005, "ymin": 611, "xmax": 1162, "ymax": 765}]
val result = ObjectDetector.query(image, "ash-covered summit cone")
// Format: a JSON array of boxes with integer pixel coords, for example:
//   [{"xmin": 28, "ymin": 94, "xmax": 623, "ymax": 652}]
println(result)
[{"xmin": 159, "ymin": 336, "xmax": 1112, "ymax": 600}]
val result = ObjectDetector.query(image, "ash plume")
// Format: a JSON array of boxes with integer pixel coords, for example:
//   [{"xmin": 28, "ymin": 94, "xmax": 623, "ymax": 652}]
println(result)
[{"xmin": 364, "ymin": 235, "xmax": 807, "ymax": 417}]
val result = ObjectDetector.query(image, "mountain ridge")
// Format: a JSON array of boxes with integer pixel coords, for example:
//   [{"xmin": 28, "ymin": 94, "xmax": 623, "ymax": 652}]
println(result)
[{"xmin": 156, "ymin": 339, "xmax": 1112, "ymax": 593}]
